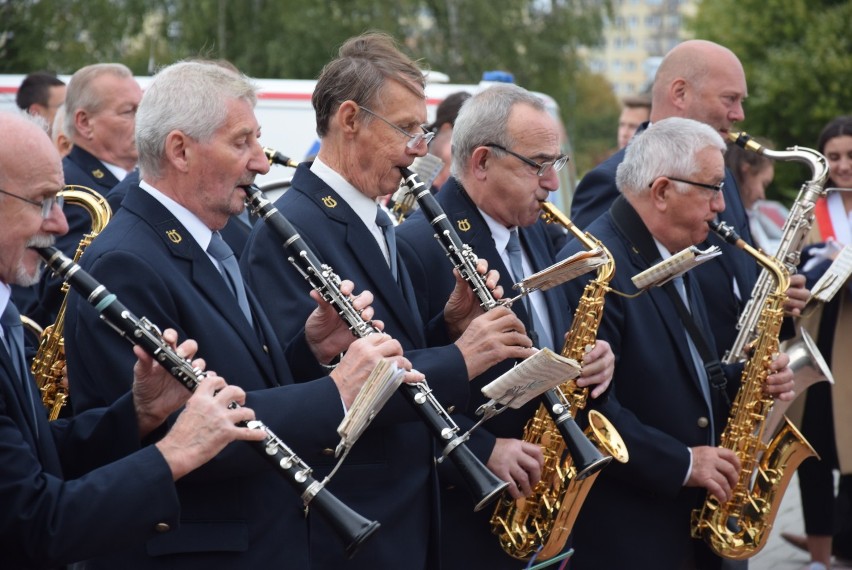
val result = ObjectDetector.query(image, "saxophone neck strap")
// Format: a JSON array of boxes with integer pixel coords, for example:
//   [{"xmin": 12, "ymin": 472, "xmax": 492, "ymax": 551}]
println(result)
[{"xmin": 608, "ymin": 196, "xmax": 729, "ymax": 407}]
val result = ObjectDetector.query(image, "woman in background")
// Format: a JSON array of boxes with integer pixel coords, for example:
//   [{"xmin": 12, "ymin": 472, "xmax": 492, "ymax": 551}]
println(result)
[{"xmin": 784, "ymin": 116, "xmax": 852, "ymax": 570}]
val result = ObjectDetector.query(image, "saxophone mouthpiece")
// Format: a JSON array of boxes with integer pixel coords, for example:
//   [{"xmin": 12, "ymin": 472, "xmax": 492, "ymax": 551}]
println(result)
[
  {"xmin": 728, "ymin": 131, "xmax": 765, "ymax": 155},
  {"xmin": 263, "ymin": 147, "xmax": 299, "ymax": 168},
  {"xmin": 708, "ymin": 219, "xmax": 742, "ymax": 245}
]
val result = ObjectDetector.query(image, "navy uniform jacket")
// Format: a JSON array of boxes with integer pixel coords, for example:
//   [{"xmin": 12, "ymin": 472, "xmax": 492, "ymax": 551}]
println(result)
[
  {"xmin": 241, "ymin": 163, "xmax": 470, "ymax": 570},
  {"xmin": 396, "ymin": 177, "xmax": 572, "ymax": 569},
  {"xmin": 0, "ymin": 304, "xmax": 180, "ymax": 569},
  {"xmin": 557, "ymin": 196, "xmax": 740, "ymax": 569},
  {"xmin": 65, "ymin": 184, "xmax": 350, "ymax": 569},
  {"xmin": 106, "ymin": 169, "xmax": 252, "ymax": 259},
  {"xmin": 569, "ymin": 134, "xmax": 758, "ymax": 358}
]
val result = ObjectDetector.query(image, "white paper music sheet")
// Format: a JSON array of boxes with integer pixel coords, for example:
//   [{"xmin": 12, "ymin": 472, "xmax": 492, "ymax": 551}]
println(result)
[
  {"xmin": 337, "ymin": 359, "xmax": 406, "ymax": 455},
  {"xmin": 631, "ymin": 245, "xmax": 722, "ymax": 290},
  {"xmin": 811, "ymin": 244, "xmax": 852, "ymax": 303},
  {"xmin": 517, "ymin": 246, "xmax": 608, "ymax": 294},
  {"xmin": 481, "ymin": 348, "xmax": 581, "ymax": 409}
]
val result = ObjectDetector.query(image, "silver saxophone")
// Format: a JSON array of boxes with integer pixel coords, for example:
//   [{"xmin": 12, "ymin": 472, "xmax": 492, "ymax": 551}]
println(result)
[{"xmin": 723, "ymin": 131, "xmax": 834, "ymax": 440}]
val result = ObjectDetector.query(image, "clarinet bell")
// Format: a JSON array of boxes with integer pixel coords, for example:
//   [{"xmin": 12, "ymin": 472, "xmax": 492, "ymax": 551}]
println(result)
[
  {"xmin": 310, "ymin": 487, "xmax": 381, "ymax": 559},
  {"xmin": 447, "ymin": 443, "xmax": 511, "ymax": 512},
  {"xmin": 559, "ymin": 413, "xmax": 612, "ymax": 480}
]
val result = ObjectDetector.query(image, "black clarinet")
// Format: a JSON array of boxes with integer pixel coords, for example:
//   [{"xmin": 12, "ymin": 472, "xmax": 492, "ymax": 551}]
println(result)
[
  {"xmin": 243, "ymin": 185, "xmax": 508, "ymax": 512},
  {"xmin": 399, "ymin": 167, "xmax": 610, "ymax": 479},
  {"xmin": 36, "ymin": 246, "xmax": 379, "ymax": 559}
]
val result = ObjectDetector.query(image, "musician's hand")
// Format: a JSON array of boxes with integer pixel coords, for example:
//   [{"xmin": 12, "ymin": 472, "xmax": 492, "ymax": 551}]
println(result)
[
  {"xmin": 305, "ymin": 280, "xmax": 383, "ymax": 365},
  {"xmin": 687, "ymin": 446, "xmax": 740, "ymax": 503},
  {"xmin": 132, "ymin": 328, "xmax": 203, "ymax": 437},
  {"xmin": 455, "ymin": 306, "xmax": 534, "ymax": 380},
  {"xmin": 764, "ymin": 351, "xmax": 795, "ymax": 401},
  {"xmin": 575, "ymin": 340, "xmax": 615, "ymax": 399},
  {"xmin": 443, "ymin": 260, "xmax": 504, "ymax": 341},
  {"xmin": 487, "ymin": 438, "xmax": 544, "ymax": 499},
  {"xmin": 783, "ymin": 273, "xmax": 809, "ymax": 317},
  {"xmin": 331, "ymin": 334, "xmax": 419, "ymax": 408},
  {"xmin": 155, "ymin": 374, "xmax": 266, "ymax": 480}
]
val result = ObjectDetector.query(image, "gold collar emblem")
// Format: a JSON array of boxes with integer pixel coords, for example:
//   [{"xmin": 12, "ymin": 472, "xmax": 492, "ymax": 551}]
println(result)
[
  {"xmin": 92, "ymin": 168, "xmax": 105, "ymax": 179},
  {"xmin": 166, "ymin": 229, "xmax": 182, "ymax": 244},
  {"xmin": 321, "ymin": 195, "xmax": 338, "ymax": 208},
  {"xmin": 457, "ymin": 219, "xmax": 471, "ymax": 232}
]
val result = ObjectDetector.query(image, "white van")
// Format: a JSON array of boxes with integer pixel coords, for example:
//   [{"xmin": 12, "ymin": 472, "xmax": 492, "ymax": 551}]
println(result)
[{"xmin": 0, "ymin": 73, "xmax": 575, "ymax": 208}]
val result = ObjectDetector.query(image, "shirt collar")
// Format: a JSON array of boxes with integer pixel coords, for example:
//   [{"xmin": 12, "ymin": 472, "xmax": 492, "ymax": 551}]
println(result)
[
  {"xmin": 310, "ymin": 157, "xmax": 383, "ymax": 229},
  {"xmin": 138, "ymin": 180, "xmax": 214, "ymax": 249},
  {"xmin": 101, "ymin": 161, "xmax": 129, "ymax": 182},
  {"xmin": 479, "ymin": 208, "xmax": 515, "ymax": 254}
]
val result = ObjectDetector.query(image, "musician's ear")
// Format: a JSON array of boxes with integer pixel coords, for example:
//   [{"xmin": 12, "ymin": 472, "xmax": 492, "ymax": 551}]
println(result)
[{"xmin": 472, "ymin": 146, "xmax": 490, "ymax": 181}]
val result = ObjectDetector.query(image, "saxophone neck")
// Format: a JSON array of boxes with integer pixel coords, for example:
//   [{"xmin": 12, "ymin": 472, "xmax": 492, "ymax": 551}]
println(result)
[
  {"xmin": 708, "ymin": 220, "xmax": 790, "ymax": 293},
  {"xmin": 539, "ymin": 201, "xmax": 615, "ymax": 283},
  {"xmin": 728, "ymin": 131, "xmax": 830, "ymax": 187}
]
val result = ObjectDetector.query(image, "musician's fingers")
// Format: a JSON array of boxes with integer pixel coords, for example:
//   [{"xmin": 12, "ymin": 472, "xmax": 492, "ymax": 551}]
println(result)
[
  {"xmin": 199, "ymin": 373, "xmax": 227, "ymax": 394},
  {"xmin": 475, "ymin": 258, "xmax": 489, "ymax": 276},
  {"xmin": 370, "ymin": 319, "xmax": 385, "ymax": 332},
  {"xmin": 338, "ymin": 279, "xmax": 355, "ymax": 297},
  {"xmin": 351, "ymin": 288, "xmax": 374, "ymax": 312}
]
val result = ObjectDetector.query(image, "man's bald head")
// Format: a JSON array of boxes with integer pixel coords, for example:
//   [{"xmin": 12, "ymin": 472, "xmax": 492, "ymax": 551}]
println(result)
[
  {"xmin": 649, "ymin": 40, "xmax": 747, "ymax": 137},
  {"xmin": 0, "ymin": 112, "xmax": 61, "ymax": 189}
]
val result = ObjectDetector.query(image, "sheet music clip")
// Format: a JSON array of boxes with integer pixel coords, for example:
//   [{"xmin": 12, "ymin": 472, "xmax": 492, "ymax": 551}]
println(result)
[
  {"xmin": 458, "ymin": 349, "xmax": 582, "ymax": 441},
  {"xmin": 631, "ymin": 245, "xmax": 722, "ymax": 290},
  {"xmin": 329, "ymin": 360, "xmax": 405, "ymax": 481},
  {"xmin": 505, "ymin": 247, "xmax": 607, "ymax": 305}
]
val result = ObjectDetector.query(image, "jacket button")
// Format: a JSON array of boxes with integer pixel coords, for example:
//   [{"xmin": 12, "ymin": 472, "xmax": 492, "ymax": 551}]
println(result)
[
  {"xmin": 322, "ymin": 448, "xmax": 335, "ymax": 456},
  {"xmin": 154, "ymin": 522, "xmax": 171, "ymax": 533},
  {"xmin": 697, "ymin": 417, "xmax": 709, "ymax": 428},
  {"xmin": 262, "ymin": 344, "xmax": 269, "ymax": 354}
]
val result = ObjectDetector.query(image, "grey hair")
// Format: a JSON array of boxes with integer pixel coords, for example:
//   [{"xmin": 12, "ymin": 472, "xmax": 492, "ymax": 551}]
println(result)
[
  {"xmin": 135, "ymin": 61, "xmax": 257, "ymax": 179},
  {"xmin": 64, "ymin": 63, "xmax": 133, "ymax": 138},
  {"xmin": 312, "ymin": 32, "xmax": 425, "ymax": 138},
  {"xmin": 615, "ymin": 117, "xmax": 725, "ymax": 197},
  {"xmin": 450, "ymin": 84, "xmax": 545, "ymax": 178}
]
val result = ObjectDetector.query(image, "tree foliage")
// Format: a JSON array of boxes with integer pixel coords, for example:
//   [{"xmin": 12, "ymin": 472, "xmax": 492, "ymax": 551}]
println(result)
[
  {"xmin": 691, "ymin": 0, "xmax": 852, "ymax": 201},
  {"xmin": 0, "ymin": 0, "xmax": 616, "ymax": 174}
]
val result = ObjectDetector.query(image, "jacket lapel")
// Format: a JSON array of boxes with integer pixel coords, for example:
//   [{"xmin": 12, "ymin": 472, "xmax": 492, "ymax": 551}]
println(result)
[
  {"xmin": 123, "ymin": 188, "xmax": 279, "ymax": 387},
  {"xmin": 295, "ymin": 174, "xmax": 426, "ymax": 343},
  {"xmin": 608, "ymin": 196, "xmax": 705, "ymax": 393},
  {"xmin": 440, "ymin": 181, "xmax": 533, "ymax": 325}
]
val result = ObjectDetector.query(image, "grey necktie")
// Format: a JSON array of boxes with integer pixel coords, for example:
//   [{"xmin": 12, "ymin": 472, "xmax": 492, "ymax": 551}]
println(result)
[
  {"xmin": 207, "ymin": 232, "xmax": 253, "ymax": 325},
  {"xmin": 674, "ymin": 275, "xmax": 715, "ymax": 439},
  {"xmin": 506, "ymin": 229, "xmax": 553, "ymax": 350},
  {"xmin": 2, "ymin": 302, "xmax": 39, "ymax": 436},
  {"xmin": 375, "ymin": 207, "xmax": 398, "ymax": 281}
]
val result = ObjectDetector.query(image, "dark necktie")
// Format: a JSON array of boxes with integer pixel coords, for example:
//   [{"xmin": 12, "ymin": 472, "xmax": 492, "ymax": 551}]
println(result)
[
  {"xmin": 506, "ymin": 229, "xmax": 553, "ymax": 350},
  {"xmin": 2, "ymin": 302, "xmax": 39, "ymax": 437},
  {"xmin": 375, "ymin": 207, "xmax": 398, "ymax": 281},
  {"xmin": 674, "ymin": 274, "xmax": 715, "ymax": 439},
  {"xmin": 207, "ymin": 231, "xmax": 253, "ymax": 325}
]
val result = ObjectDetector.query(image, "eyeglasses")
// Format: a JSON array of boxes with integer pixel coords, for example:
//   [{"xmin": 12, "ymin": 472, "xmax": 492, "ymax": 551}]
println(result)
[
  {"xmin": 655, "ymin": 176, "xmax": 725, "ymax": 194},
  {"xmin": 357, "ymin": 105, "xmax": 435, "ymax": 149},
  {"xmin": 0, "ymin": 187, "xmax": 63, "ymax": 218},
  {"xmin": 484, "ymin": 143, "xmax": 569, "ymax": 177}
]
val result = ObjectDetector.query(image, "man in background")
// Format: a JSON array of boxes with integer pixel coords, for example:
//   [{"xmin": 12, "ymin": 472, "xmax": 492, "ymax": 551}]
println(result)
[
  {"xmin": 616, "ymin": 93, "xmax": 651, "ymax": 150},
  {"xmin": 16, "ymin": 71, "xmax": 66, "ymax": 135}
]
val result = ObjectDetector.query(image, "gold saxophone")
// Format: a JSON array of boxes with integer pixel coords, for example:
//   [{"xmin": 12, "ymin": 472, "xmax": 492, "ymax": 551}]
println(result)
[
  {"xmin": 490, "ymin": 202, "xmax": 629, "ymax": 560},
  {"xmin": 31, "ymin": 185, "xmax": 111, "ymax": 420},
  {"xmin": 691, "ymin": 220, "xmax": 817, "ymax": 559}
]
